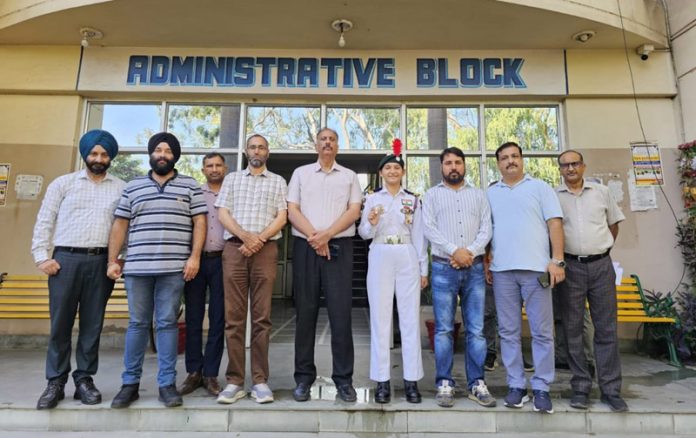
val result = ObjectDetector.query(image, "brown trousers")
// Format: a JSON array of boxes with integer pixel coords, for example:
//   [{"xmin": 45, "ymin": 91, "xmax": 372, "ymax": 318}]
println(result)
[{"xmin": 222, "ymin": 240, "xmax": 278, "ymax": 385}]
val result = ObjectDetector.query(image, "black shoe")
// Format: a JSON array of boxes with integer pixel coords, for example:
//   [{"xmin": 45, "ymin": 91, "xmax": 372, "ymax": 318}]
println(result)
[
  {"xmin": 523, "ymin": 358, "xmax": 535, "ymax": 372},
  {"xmin": 601, "ymin": 393, "xmax": 628, "ymax": 412},
  {"xmin": 569, "ymin": 391, "xmax": 589, "ymax": 410},
  {"xmin": 73, "ymin": 377, "xmax": 102, "ymax": 405},
  {"xmin": 36, "ymin": 379, "xmax": 65, "ymax": 410},
  {"xmin": 158, "ymin": 384, "xmax": 183, "ymax": 407},
  {"xmin": 404, "ymin": 380, "xmax": 422, "ymax": 404},
  {"xmin": 293, "ymin": 382, "xmax": 311, "ymax": 402},
  {"xmin": 111, "ymin": 383, "xmax": 140, "ymax": 409},
  {"xmin": 484, "ymin": 354, "xmax": 497, "ymax": 371},
  {"xmin": 374, "ymin": 381, "xmax": 390, "ymax": 404},
  {"xmin": 336, "ymin": 383, "xmax": 357, "ymax": 402}
]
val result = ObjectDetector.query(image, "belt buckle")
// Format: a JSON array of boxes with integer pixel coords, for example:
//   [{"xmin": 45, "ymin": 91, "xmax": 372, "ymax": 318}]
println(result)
[
  {"xmin": 87, "ymin": 248, "xmax": 98, "ymax": 255},
  {"xmin": 384, "ymin": 235, "xmax": 402, "ymax": 244},
  {"xmin": 577, "ymin": 255, "xmax": 589, "ymax": 262}
]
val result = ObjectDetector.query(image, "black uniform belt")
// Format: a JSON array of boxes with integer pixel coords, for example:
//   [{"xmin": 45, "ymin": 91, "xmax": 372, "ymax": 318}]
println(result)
[
  {"xmin": 564, "ymin": 251, "xmax": 610, "ymax": 264},
  {"xmin": 202, "ymin": 251, "xmax": 223, "ymax": 258},
  {"xmin": 54, "ymin": 246, "xmax": 107, "ymax": 255}
]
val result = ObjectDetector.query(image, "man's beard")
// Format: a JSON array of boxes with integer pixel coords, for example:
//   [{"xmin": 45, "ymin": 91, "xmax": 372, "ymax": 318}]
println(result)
[
  {"xmin": 86, "ymin": 161, "xmax": 110, "ymax": 175},
  {"xmin": 150, "ymin": 156, "xmax": 176, "ymax": 175},
  {"xmin": 249, "ymin": 157, "xmax": 265, "ymax": 168},
  {"xmin": 443, "ymin": 171, "xmax": 464, "ymax": 185}
]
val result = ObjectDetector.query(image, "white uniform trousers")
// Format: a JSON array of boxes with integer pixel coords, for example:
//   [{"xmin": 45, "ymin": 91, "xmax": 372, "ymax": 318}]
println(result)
[{"xmin": 367, "ymin": 243, "xmax": 424, "ymax": 382}]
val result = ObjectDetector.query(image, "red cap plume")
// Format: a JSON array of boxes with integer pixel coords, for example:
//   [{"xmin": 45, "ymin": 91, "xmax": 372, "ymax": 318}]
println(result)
[{"xmin": 392, "ymin": 138, "xmax": 402, "ymax": 156}]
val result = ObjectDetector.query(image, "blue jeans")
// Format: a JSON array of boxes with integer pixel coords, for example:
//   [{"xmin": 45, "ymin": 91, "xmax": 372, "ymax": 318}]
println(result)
[
  {"xmin": 122, "ymin": 274, "xmax": 184, "ymax": 387},
  {"xmin": 431, "ymin": 259, "xmax": 486, "ymax": 389}
]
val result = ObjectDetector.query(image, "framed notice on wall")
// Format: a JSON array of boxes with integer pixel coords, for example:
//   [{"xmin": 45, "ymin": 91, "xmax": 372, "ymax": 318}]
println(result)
[
  {"xmin": 0, "ymin": 163, "xmax": 10, "ymax": 207},
  {"xmin": 631, "ymin": 142, "xmax": 664, "ymax": 186}
]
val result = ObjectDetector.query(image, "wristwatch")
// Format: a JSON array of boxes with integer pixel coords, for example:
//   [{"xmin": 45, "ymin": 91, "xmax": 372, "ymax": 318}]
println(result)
[{"xmin": 551, "ymin": 258, "xmax": 566, "ymax": 268}]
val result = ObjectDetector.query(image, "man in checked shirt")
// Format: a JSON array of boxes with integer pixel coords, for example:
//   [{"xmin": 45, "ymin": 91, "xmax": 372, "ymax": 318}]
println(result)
[{"xmin": 31, "ymin": 130, "xmax": 125, "ymax": 409}]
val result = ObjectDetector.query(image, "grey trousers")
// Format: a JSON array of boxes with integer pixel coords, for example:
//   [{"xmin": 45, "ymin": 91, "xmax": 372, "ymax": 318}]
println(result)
[{"xmin": 556, "ymin": 256, "xmax": 622, "ymax": 396}]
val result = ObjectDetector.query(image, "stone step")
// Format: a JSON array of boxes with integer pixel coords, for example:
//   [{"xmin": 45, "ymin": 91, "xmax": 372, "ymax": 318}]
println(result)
[{"xmin": 2, "ymin": 395, "xmax": 695, "ymax": 435}]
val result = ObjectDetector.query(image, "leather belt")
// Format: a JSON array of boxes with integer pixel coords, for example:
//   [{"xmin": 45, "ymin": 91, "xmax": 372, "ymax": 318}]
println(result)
[
  {"xmin": 432, "ymin": 255, "xmax": 483, "ymax": 265},
  {"xmin": 373, "ymin": 235, "xmax": 412, "ymax": 245},
  {"xmin": 564, "ymin": 251, "xmax": 610, "ymax": 264},
  {"xmin": 202, "ymin": 250, "xmax": 223, "ymax": 258},
  {"xmin": 55, "ymin": 246, "xmax": 107, "ymax": 255},
  {"xmin": 227, "ymin": 237, "xmax": 243, "ymax": 244}
]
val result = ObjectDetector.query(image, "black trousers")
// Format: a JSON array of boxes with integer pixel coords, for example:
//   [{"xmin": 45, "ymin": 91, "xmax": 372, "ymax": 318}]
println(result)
[
  {"xmin": 293, "ymin": 237, "xmax": 354, "ymax": 386},
  {"xmin": 46, "ymin": 249, "xmax": 114, "ymax": 382},
  {"xmin": 556, "ymin": 256, "xmax": 622, "ymax": 396}
]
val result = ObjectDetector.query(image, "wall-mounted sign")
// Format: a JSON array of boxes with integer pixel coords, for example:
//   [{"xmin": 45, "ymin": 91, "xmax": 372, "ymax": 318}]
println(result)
[
  {"xmin": 78, "ymin": 48, "xmax": 567, "ymax": 97},
  {"xmin": 14, "ymin": 174, "xmax": 43, "ymax": 200},
  {"xmin": 631, "ymin": 142, "xmax": 664, "ymax": 186},
  {"xmin": 0, "ymin": 163, "xmax": 9, "ymax": 207}
]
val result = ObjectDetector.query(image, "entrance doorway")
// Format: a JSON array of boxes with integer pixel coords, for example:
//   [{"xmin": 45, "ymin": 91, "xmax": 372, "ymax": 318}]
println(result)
[{"xmin": 268, "ymin": 152, "xmax": 382, "ymax": 307}]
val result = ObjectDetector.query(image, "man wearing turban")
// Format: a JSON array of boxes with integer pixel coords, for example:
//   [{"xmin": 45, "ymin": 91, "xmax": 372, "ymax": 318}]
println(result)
[
  {"xmin": 32, "ymin": 129, "xmax": 125, "ymax": 409},
  {"xmin": 107, "ymin": 132, "xmax": 207, "ymax": 408}
]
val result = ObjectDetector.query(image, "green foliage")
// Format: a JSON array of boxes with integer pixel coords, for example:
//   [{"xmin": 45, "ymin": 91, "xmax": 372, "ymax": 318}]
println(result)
[{"xmin": 676, "ymin": 140, "xmax": 696, "ymax": 360}]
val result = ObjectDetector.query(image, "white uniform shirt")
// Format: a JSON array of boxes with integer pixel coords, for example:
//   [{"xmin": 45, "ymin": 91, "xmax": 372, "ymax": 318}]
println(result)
[{"xmin": 358, "ymin": 187, "xmax": 429, "ymax": 276}]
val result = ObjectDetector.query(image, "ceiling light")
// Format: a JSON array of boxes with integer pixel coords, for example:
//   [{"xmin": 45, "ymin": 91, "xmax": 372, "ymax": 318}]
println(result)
[
  {"xmin": 331, "ymin": 19, "xmax": 353, "ymax": 49},
  {"xmin": 572, "ymin": 30, "xmax": 595, "ymax": 43}
]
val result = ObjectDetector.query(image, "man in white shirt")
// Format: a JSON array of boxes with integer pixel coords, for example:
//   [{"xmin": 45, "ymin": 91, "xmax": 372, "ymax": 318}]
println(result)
[{"xmin": 31, "ymin": 130, "xmax": 125, "ymax": 409}]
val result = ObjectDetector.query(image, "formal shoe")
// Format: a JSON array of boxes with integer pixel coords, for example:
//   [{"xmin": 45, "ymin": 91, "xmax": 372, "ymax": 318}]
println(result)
[
  {"xmin": 468, "ymin": 379, "xmax": 496, "ymax": 407},
  {"xmin": 292, "ymin": 382, "xmax": 311, "ymax": 402},
  {"xmin": 36, "ymin": 379, "xmax": 65, "ymax": 410},
  {"xmin": 336, "ymin": 383, "xmax": 357, "ymax": 402},
  {"xmin": 251, "ymin": 383, "xmax": 274, "ymax": 404},
  {"xmin": 404, "ymin": 380, "xmax": 422, "ymax": 404},
  {"xmin": 555, "ymin": 360, "xmax": 571, "ymax": 370},
  {"xmin": 111, "ymin": 383, "xmax": 139, "ymax": 409},
  {"xmin": 523, "ymin": 359, "xmax": 535, "ymax": 372},
  {"xmin": 532, "ymin": 389, "xmax": 554, "ymax": 414},
  {"xmin": 73, "ymin": 377, "xmax": 102, "ymax": 405},
  {"xmin": 217, "ymin": 384, "xmax": 246, "ymax": 404},
  {"xmin": 601, "ymin": 393, "xmax": 628, "ymax": 412},
  {"xmin": 177, "ymin": 371, "xmax": 203, "ymax": 395},
  {"xmin": 202, "ymin": 376, "xmax": 222, "ymax": 396},
  {"xmin": 570, "ymin": 391, "xmax": 589, "ymax": 410},
  {"xmin": 484, "ymin": 354, "xmax": 497, "ymax": 371},
  {"xmin": 435, "ymin": 380, "xmax": 455, "ymax": 407},
  {"xmin": 158, "ymin": 384, "xmax": 183, "ymax": 407},
  {"xmin": 504, "ymin": 387, "xmax": 529, "ymax": 408},
  {"xmin": 374, "ymin": 381, "xmax": 391, "ymax": 404}
]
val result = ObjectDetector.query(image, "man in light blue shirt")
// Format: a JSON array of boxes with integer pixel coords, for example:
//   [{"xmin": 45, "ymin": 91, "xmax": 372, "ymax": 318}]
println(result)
[
  {"xmin": 423, "ymin": 147, "xmax": 494, "ymax": 408},
  {"xmin": 486, "ymin": 141, "xmax": 565, "ymax": 414}
]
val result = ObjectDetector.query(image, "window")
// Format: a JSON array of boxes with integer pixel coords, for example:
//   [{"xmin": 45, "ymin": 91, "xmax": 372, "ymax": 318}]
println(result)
[
  {"xmin": 246, "ymin": 105, "xmax": 319, "ymax": 149},
  {"xmin": 86, "ymin": 103, "xmax": 161, "ymax": 147},
  {"xmin": 327, "ymin": 107, "xmax": 400, "ymax": 150},
  {"xmin": 167, "ymin": 104, "xmax": 240, "ymax": 149}
]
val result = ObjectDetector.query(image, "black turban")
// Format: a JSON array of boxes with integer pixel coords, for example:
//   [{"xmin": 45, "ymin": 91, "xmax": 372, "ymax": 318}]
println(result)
[{"xmin": 147, "ymin": 132, "xmax": 181, "ymax": 162}]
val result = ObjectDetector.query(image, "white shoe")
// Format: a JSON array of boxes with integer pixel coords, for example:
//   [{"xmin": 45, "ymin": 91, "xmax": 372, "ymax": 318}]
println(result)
[
  {"xmin": 435, "ymin": 381, "xmax": 455, "ymax": 407},
  {"xmin": 216, "ymin": 384, "xmax": 246, "ymax": 404},
  {"xmin": 251, "ymin": 383, "xmax": 274, "ymax": 404}
]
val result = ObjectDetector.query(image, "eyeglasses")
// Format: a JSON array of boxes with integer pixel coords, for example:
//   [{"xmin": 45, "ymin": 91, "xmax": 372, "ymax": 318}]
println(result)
[{"xmin": 559, "ymin": 161, "xmax": 584, "ymax": 170}]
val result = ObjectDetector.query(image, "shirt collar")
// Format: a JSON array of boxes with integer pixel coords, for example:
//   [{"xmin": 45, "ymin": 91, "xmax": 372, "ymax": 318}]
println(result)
[
  {"xmin": 78, "ymin": 168, "xmax": 116, "ymax": 183},
  {"xmin": 496, "ymin": 174, "xmax": 531, "ymax": 189},
  {"xmin": 557, "ymin": 178, "xmax": 591, "ymax": 193},
  {"xmin": 377, "ymin": 186, "xmax": 408, "ymax": 197},
  {"xmin": 242, "ymin": 167, "xmax": 269, "ymax": 177},
  {"xmin": 436, "ymin": 181, "xmax": 472, "ymax": 191},
  {"xmin": 313, "ymin": 160, "xmax": 339, "ymax": 173}
]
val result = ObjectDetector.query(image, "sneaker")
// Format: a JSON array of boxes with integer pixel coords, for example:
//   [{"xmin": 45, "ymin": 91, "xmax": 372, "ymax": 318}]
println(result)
[
  {"xmin": 468, "ymin": 379, "xmax": 496, "ymax": 407},
  {"xmin": 532, "ymin": 389, "xmax": 554, "ymax": 414},
  {"xmin": 504, "ymin": 387, "xmax": 529, "ymax": 408},
  {"xmin": 250, "ymin": 383, "xmax": 274, "ymax": 404},
  {"xmin": 435, "ymin": 381, "xmax": 455, "ymax": 407},
  {"xmin": 216, "ymin": 384, "xmax": 246, "ymax": 404},
  {"xmin": 484, "ymin": 355, "xmax": 497, "ymax": 371}
]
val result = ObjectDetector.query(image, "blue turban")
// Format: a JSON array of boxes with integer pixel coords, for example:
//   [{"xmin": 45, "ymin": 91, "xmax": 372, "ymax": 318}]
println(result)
[{"xmin": 79, "ymin": 129, "xmax": 118, "ymax": 160}]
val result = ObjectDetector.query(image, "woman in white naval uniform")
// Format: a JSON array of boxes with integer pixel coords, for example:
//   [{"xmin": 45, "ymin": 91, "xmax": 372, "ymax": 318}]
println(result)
[{"xmin": 358, "ymin": 139, "xmax": 429, "ymax": 404}]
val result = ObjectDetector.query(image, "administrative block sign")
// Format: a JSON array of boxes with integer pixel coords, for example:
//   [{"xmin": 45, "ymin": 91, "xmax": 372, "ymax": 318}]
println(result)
[{"xmin": 78, "ymin": 48, "xmax": 567, "ymax": 96}]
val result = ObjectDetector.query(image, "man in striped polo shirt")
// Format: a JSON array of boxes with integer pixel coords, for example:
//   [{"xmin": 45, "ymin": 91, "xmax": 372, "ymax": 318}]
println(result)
[
  {"xmin": 107, "ymin": 132, "xmax": 207, "ymax": 408},
  {"xmin": 422, "ymin": 147, "xmax": 494, "ymax": 408}
]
